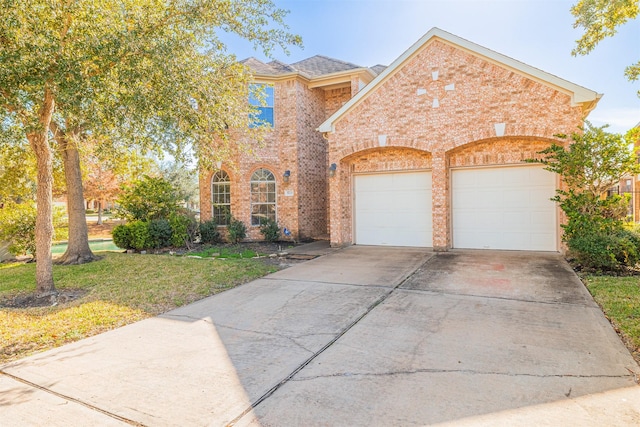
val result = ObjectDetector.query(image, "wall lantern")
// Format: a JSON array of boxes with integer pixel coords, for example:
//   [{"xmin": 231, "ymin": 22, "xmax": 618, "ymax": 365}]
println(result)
[
  {"xmin": 328, "ymin": 163, "xmax": 337, "ymax": 177},
  {"xmin": 215, "ymin": 160, "xmax": 223, "ymax": 170},
  {"xmin": 283, "ymin": 170, "xmax": 291, "ymax": 183}
]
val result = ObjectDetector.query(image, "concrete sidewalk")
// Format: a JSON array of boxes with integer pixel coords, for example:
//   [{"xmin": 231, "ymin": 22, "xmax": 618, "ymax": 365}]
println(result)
[{"xmin": 1, "ymin": 247, "xmax": 639, "ymax": 426}]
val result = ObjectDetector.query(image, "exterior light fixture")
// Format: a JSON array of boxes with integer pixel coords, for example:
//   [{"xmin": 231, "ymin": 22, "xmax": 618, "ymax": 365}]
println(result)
[
  {"xmin": 329, "ymin": 163, "xmax": 337, "ymax": 177},
  {"xmin": 215, "ymin": 160, "xmax": 223, "ymax": 170},
  {"xmin": 283, "ymin": 170, "xmax": 291, "ymax": 183}
]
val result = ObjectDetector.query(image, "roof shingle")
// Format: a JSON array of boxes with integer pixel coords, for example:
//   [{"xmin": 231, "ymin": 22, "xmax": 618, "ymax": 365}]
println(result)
[{"xmin": 291, "ymin": 55, "xmax": 363, "ymax": 77}]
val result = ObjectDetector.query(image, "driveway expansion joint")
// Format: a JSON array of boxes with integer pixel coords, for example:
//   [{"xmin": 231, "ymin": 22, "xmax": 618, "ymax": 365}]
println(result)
[
  {"xmin": 398, "ymin": 287, "xmax": 598, "ymax": 308},
  {"xmin": 262, "ymin": 276, "xmax": 394, "ymax": 289},
  {"xmin": 291, "ymin": 369, "xmax": 636, "ymax": 381},
  {"xmin": 0, "ymin": 370, "xmax": 145, "ymax": 426}
]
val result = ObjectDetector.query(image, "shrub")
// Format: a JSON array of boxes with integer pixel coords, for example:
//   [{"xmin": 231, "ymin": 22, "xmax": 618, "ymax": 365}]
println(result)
[
  {"xmin": 129, "ymin": 221, "xmax": 151, "ymax": 251},
  {"xmin": 0, "ymin": 202, "xmax": 67, "ymax": 257},
  {"xmin": 115, "ymin": 175, "xmax": 179, "ymax": 222},
  {"xmin": 0, "ymin": 201, "xmax": 36, "ymax": 256},
  {"xmin": 568, "ymin": 229, "xmax": 640, "ymax": 272},
  {"xmin": 169, "ymin": 211, "xmax": 198, "ymax": 248},
  {"xmin": 227, "ymin": 216, "xmax": 246, "ymax": 243},
  {"xmin": 112, "ymin": 224, "xmax": 133, "ymax": 249},
  {"xmin": 148, "ymin": 219, "xmax": 173, "ymax": 249},
  {"xmin": 199, "ymin": 219, "xmax": 221, "ymax": 244},
  {"xmin": 259, "ymin": 218, "xmax": 280, "ymax": 242}
]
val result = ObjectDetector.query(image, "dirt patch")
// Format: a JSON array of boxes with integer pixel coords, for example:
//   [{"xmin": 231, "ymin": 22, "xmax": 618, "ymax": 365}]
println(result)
[
  {"xmin": 87, "ymin": 219, "xmax": 124, "ymax": 239},
  {"xmin": 1, "ymin": 289, "xmax": 88, "ymax": 309}
]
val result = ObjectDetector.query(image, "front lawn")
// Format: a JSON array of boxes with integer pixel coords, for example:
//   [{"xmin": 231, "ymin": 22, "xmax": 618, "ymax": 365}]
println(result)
[
  {"xmin": 0, "ymin": 252, "xmax": 277, "ymax": 363},
  {"xmin": 583, "ymin": 275, "xmax": 640, "ymax": 362}
]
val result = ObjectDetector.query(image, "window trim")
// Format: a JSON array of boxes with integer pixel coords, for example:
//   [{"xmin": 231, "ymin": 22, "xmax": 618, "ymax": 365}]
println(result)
[
  {"xmin": 211, "ymin": 170, "xmax": 231, "ymax": 226},
  {"xmin": 250, "ymin": 168, "xmax": 277, "ymax": 226}
]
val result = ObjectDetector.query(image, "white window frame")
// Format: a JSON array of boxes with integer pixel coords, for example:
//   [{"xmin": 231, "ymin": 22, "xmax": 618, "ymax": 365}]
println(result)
[
  {"xmin": 211, "ymin": 170, "xmax": 231, "ymax": 225},
  {"xmin": 250, "ymin": 168, "xmax": 277, "ymax": 226}
]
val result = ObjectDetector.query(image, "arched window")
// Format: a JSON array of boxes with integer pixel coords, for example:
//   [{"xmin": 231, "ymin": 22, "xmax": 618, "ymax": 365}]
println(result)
[
  {"xmin": 250, "ymin": 168, "xmax": 276, "ymax": 226},
  {"xmin": 211, "ymin": 170, "xmax": 230, "ymax": 225}
]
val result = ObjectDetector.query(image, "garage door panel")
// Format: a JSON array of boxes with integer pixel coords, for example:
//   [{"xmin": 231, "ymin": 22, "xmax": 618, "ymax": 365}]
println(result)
[
  {"xmin": 452, "ymin": 166, "xmax": 556, "ymax": 251},
  {"xmin": 355, "ymin": 172, "xmax": 432, "ymax": 247}
]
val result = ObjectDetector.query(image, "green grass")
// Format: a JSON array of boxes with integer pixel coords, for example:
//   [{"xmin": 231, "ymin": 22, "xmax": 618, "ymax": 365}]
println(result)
[
  {"xmin": 583, "ymin": 275, "xmax": 640, "ymax": 360},
  {"xmin": 189, "ymin": 245, "xmax": 261, "ymax": 259},
  {"xmin": 0, "ymin": 253, "xmax": 277, "ymax": 363}
]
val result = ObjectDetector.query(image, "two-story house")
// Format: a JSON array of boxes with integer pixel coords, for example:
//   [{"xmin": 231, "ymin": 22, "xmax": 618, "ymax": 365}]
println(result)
[{"xmin": 199, "ymin": 28, "xmax": 601, "ymax": 252}]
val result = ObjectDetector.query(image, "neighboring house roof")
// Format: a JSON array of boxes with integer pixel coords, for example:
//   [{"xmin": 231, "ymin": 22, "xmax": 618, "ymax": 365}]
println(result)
[{"xmin": 318, "ymin": 27, "xmax": 602, "ymax": 133}]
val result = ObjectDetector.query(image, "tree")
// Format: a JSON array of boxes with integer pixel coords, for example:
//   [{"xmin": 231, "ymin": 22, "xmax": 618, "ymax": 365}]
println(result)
[
  {"xmin": 0, "ymin": 131, "xmax": 36, "ymax": 205},
  {"xmin": 159, "ymin": 161, "xmax": 199, "ymax": 211},
  {"xmin": 0, "ymin": 0, "xmax": 301, "ymax": 295},
  {"xmin": 532, "ymin": 122, "xmax": 640, "ymax": 269},
  {"xmin": 82, "ymin": 154, "xmax": 121, "ymax": 226},
  {"xmin": 572, "ymin": 0, "xmax": 640, "ymax": 94}
]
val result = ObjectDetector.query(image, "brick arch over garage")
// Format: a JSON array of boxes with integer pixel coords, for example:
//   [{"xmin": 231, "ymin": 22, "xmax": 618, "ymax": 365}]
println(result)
[
  {"xmin": 331, "ymin": 136, "xmax": 435, "ymax": 165},
  {"xmin": 340, "ymin": 146, "xmax": 433, "ymax": 172},
  {"xmin": 447, "ymin": 136, "xmax": 560, "ymax": 167},
  {"xmin": 329, "ymin": 146, "xmax": 433, "ymax": 247}
]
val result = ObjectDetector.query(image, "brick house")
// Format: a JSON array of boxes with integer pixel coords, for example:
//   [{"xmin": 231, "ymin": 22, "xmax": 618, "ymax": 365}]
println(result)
[{"xmin": 199, "ymin": 28, "xmax": 601, "ymax": 251}]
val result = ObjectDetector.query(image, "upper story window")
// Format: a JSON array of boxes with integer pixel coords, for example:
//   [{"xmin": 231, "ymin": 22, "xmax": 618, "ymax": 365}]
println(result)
[
  {"xmin": 249, "ymin": 84, "xmax": 274, "ymax": 128},
  {"xmin": 211, "ymin": 170, "xmax": 231, "ymax": 225},
  {"xmin": 250, "ymin": 168, "xmax": 276, "ymax": 226}
]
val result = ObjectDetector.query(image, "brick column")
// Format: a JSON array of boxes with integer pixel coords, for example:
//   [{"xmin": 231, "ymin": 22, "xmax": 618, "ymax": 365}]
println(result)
[
  {"xmin": 431, "ymin": 151, "xmax": 450, "ymax": 251},
  {"xmin": 329, "ymin": 160, "xmax": 351, "ymax": 247}
]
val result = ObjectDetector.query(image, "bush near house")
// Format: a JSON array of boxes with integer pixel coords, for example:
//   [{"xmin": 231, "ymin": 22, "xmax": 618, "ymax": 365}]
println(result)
[
  {"xmin": 112, "ymin": 176, "xmax": 200, "ymax": 251},
  {"xmin": 199, "ymin": 219, "xmax": 221, "ymax": 244},
  {"xmin": 227, "ymin": 216, "xmax": 247, "ymax": 243},
  {"xmin": 532, "ymin": 123, "xmax": 640, "ymax": 272},
  {"xmin": 259, "ymin": 218, "xmax": 280, "ymax": 242}
]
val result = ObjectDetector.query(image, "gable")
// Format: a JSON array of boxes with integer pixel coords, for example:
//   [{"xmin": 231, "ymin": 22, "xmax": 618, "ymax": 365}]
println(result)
[{"xmin": 318, "ymin": 28, "xmax": 601, "ymax": 133}]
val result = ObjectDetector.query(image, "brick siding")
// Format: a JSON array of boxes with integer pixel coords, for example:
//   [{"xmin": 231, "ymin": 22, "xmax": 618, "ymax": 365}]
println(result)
[
  {"xmin": 326, "ymin": 40, "xmax": 584, "ymax": 249},
  {"xmin": 199, "ymin": 78, "xmax": 355, "ymax": 242}
]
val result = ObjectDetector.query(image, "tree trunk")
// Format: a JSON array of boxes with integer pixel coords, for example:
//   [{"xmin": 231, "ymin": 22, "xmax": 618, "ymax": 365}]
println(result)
[
  {"xmin": 97, "ymin": 200, "xmax": 103, "ymax": 225},
  {"xmin": 27, "ymin": 89, "xmax": 56, "ymax": 296},
  {"xmin": 56, "ymin": 130, "xmax": 97, "ymax": 265}
]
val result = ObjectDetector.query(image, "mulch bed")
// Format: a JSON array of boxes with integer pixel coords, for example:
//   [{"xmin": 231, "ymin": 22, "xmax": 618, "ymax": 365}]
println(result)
[{"xmin": 1, "ymin": 289, "xmax": 88, "ymax": 309}]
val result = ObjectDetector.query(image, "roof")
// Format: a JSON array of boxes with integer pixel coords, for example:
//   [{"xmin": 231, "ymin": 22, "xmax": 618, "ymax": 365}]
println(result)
[
  {"xmin": 318, "ymin": 27, "xmax": 602, "ymax": 133},
  {"xmin": 240, "ymin": 55, "xmax": 369, "ymax": 79},
  {"xmin": 239, "ymin": 57, "xmax": 281, "ymax": 75},
  {"xmin": 291, "ymin": 55, "xmax": 363, "ymax": 77},
  {"xmin": 266, "ymin": 59, "xmax": 297, "ymax": 74},
  {"xmin": 369, "ymin": 64, "xmax": 387, "ymax": 75}
]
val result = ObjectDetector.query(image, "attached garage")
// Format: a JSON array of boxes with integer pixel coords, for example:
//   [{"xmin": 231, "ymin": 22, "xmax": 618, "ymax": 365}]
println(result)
[
  {"xmin": 452, "ymin": 166, "xmax": 556, "ymax": 251},
  {"xmin": 354, "ymin": 171, "xmax": 432, "ymax": 247}
]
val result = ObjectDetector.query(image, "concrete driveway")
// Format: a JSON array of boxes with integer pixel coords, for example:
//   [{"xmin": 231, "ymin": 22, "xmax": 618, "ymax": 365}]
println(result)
[{"xmin": 1, "ymin": 247, "xmax": 639, "ymax": 426}]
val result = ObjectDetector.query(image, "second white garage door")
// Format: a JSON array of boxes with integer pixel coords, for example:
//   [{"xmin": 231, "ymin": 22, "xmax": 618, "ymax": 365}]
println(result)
[
  {"xmin": 452, "ymin": 166, "xmax": 556, "ymax": 251},
  {"xmin": 354, "ymin": 172, "xmax": 432, "ymax": 247}
]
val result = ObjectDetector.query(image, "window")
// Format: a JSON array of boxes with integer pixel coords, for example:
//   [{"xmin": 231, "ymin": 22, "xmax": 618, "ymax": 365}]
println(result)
[
  {"xmin": 249, "ymin": 84, "xmax": 274, "ymax": 127},
  {"xmin": 250, "ymin": 168, "xmax": 276, "ymax": 226},
  {"xmin": 211, "ymin": 171, "xmax": 231, "ymax": 225}
]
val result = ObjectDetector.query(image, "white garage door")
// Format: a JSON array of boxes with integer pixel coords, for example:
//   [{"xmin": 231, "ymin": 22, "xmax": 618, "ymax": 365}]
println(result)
[
  {"xmin": 354, "ymin": 172, "xmax": 432, "ymax": 247},
  {"xmin": 452, "ymin": 166, "xmax": 556, "ymax": 251}
]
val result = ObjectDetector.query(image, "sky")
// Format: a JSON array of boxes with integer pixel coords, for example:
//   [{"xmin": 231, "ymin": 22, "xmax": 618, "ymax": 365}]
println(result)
[{"xmin": 220, "ymin": 0, "xmax": 640, "ymax": 133}]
